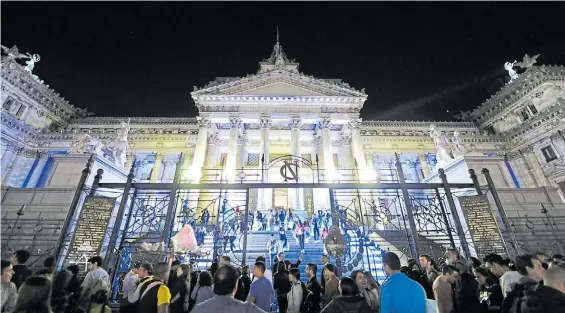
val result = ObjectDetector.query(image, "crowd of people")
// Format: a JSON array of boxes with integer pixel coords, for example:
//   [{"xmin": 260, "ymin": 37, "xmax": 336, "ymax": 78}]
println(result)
[{"xmin": 2, "ymin": 247, "xmax": 565, "ymax": 313}]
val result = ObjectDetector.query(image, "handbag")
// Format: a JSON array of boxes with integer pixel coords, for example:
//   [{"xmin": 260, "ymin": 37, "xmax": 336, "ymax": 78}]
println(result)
[{"xmin": 188, "ymin": 286, "xmax": 200, "ymax": 311}]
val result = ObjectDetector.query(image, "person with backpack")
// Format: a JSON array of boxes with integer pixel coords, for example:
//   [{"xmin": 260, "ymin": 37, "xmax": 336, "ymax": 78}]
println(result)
[
  {"xmin": 137, "ymin": 261, "xmax": 171, "ymax": 313},
  {"xmin": 321, "ymin": 277, "xmax": 376, "ymax": 313},
  {"xmin": 121, "ymin": 262, "xmax": 153, "ymax": 313},
  {"xmin": 78, "ymin": 256, "xmax": 110, "ymax": 309},
  {"xmin": 502, "ymin": 254, "xmax": 545, "ymax": 313},
  {"xmin": 287, "ymin": 269, "xmax": 304, "ymax": 313}
]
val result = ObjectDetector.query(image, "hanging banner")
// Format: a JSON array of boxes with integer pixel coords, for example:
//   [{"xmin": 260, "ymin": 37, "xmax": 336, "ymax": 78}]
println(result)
[
  {"xmin": 459, "ymin": 195, "xmax": 507, "ymax": 258},
  {"xmin": 66, "ymin": 196, "xmax": 116, "ymax": 264}
]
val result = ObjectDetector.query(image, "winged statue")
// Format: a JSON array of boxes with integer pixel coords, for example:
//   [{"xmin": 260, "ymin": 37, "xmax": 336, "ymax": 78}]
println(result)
[
  {"xmin": 516, "ymin": 53, "xmax": 540, "ymax": 69},
  {"xmin": 1, "ymin": 45, "xmax": 29, "ymax": 59}
]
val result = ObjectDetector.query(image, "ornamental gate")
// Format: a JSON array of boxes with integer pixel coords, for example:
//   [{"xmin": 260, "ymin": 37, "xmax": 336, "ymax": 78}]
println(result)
[{"xmin": 47, "ymin": 154, "xmax": 522, "ymax": 301}]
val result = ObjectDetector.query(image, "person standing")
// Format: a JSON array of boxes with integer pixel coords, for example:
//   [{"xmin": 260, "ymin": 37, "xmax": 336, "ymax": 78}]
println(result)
[
  {"xmin": 79, "ymin": 256, "xmax": 110, "ymax": 308},
  {"xmin": 454, "ymin": 272, "xmax": 483, "ymax": 313},
  {"xmin": 484, "ymin": 253, "xmax": 522, "ymax": 298},
  {"xmin": 1, "ymin": 260, "xmax": 17, "ymax": 313},
  {"xmin": 11, "ymin": 276, "xmax": 51, "ymax": 313},
  {"xmin": 322, "ymin": 264, "xmax": 339, "ymax": 308},
  {"xmin": 267, "ymin": 234, "xmax": 279, "ymax": 267},
  {"xmin": 446, "ymin": 248, "xmax": 469, "ymax": 273},
  {"xmin": 279, "ymin": 227, "xmax": 288, "ymax": 253},
  {"xmin": 313, "ymin": 217, "xmax": 320, "ymax": 242},
  {"xmin": 192, "ymin": 265, "xmax": 267, "ymax": 313},
  {"xmin": 523, "ymin": 266, "xmax": 565, "ymax": 313},
  {"xmin": 272, "ymin": 252, "xmax": 302, "ymax": 275},
  {"xmin": 10, "ymin": 250, "xmax": 31, "ymax": 290},
  {"xmin": 474, "ymin": 267, "xmax": 503, "ymax": 310},
  {"xmin": 352, "ymin": 270, "xmax": 379, "ymax": 311},
  {"xmin": 287, "ymin": 269, "xmax": 304, "ymax": 313},
  {"xmin": 122, "ymin": 262, "xmax": 153, "ymax": 313},
  {"xmin": 122, "ymin": 262, "xmax": 141, "ymax": 299},
  {"xmin": 241, "ymin": 265, "xmax": 252, "ymax": 300},
  {"xmin": 419, "ymin": 254, "xmax": 439, "ymax": 299},
  {"xmin": 433, "ymin": 265, "xmax": 459, "ymax": 313},
  {"xmin": 502, "ymin": 254, "xmax": 545, "ymax": 313},
  {"xmin": 380, "ymin": 252, "xmax": 426, "ymax": 313},
  {"xmin": 320, "ymin": 255, "xmax": 329, "ymax": 294},
  {"xmin": 274, "ymin": 261, "xmax": 291, "ymax": 313},
  {"xmin": 248, "ymin": 261, "xmax": 275, "ymax": 312},
  {"xmin": 138, "ymin": 261, "xmax": 171, "ymax": 313},
  {"xmin": 170, "ymin": 264, "xmax": 190, "ymax": 313},
  {"xmin": 320, "ymin": 277, "xmax": 375, "ymax": 313},
  {"xmin": 190, "ymin": 271, "xmax": 214, "ymax": 308},
  {"xmin": 306, "ymin": 263, "xmax": 322, "ymax": 313}
]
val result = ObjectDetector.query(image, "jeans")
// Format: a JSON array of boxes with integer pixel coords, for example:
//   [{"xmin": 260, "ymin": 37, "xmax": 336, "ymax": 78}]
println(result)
[
  {"xmin": 299, "ymin": 234, "xmax": 305, "ymax": 250},
  {"xmin": 314, "ymin": 227, "xmax": 320, "ymax": 241}
]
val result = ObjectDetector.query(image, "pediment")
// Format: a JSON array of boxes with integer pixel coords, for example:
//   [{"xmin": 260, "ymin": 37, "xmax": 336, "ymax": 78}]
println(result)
[
  {"xmin": 192, "ymin": 70, "xmax": 366, "ymax": 98},
  {"xmin": 242, "ymin": 82, "xmax": 324, "ymax": 96}
]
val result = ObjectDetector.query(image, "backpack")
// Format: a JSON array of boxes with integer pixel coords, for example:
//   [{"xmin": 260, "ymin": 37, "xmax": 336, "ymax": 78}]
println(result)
[{"xmin": 299, "ymin": 282, "xmax": 314, "ymax": 313}]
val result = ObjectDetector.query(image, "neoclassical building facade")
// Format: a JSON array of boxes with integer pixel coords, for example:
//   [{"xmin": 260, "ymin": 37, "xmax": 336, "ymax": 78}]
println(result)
[{"xmin": 2, "ymin": 42, "xmax": 565, "ymax": 211}]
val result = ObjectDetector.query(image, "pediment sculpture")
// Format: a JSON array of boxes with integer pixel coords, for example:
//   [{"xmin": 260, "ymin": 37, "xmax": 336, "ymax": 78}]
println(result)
[{"xmin": 429, "ymin": 124, "xmax": 455, "ymax": 163}]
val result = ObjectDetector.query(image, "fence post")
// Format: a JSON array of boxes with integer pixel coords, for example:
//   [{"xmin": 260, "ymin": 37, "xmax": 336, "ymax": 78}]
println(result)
[
  {"xmin": 395, "ymin": 154, "xmax": 421, "ymax": 259},
  {"xmin": 241, "ymin": 189, "xmax": 250, "ymax": 266},
  {"xmin": 481, "ymin": 168, "xmax": 519, "ymax": 256},
  {"xmin": 55, "ymin": 154, "xmax": 95, "ymax": 262},
  {"xmin": 104, "ymin": 161, "xmax": 136, "ymax": 269},
  {"xmin": 162, "ymin": 154, "xmax": 185, "ymax": 252},
  {"xmin": 438, "ymin": 168, "xmax": 471, "ymax": 259},
  {"xmin": 435, "ymin": 188, "xmax": 456, "ymax": 249},
  {"xmin": 468, "ymin": 169, "xmax": 482, "ymax": 195},
  {"xmin": 89, "ymin": 168, "xmax": 104, "ymax": 196}
]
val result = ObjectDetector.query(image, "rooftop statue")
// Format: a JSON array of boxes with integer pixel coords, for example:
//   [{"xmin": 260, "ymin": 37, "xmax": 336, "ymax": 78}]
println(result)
[
  {"xmin": 504, "ymin": 61, "xmax": 519, "ymax": 83},
  {"xmin": 24, "ymin": 53, "xmax": 40, "ymax": 73},
  {"xmin": 429, "ymin": 124, "xmax": 454, "ymax": 163},
  {"xmin": 69, "ymin": 134, "xmax": 104, "ymax": 155},
  {"xmin": 516, "ymin": 53, "xmax": 540, "ymax": 69},
  {"xmin": 452, "ymin": 131, "xmax": 467, "ymax": 155}
]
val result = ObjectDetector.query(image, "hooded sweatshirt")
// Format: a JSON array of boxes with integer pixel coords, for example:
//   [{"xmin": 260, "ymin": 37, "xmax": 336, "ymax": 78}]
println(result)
[
  {"xmin": 523, "ymin": 285, "xmax": 565, "ymax": 313},
  {"xmin": 320, "ymin": 295, "xmax": 375, "ymax": 313},
  {"xmin": 501, "ymin": 276, "xmax": 540, "ymax": 313}
]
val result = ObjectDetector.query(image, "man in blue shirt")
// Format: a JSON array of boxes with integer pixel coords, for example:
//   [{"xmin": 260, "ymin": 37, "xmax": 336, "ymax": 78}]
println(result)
[
  {"xmin": 247, "ymin": 261, "xmax": 274, "ymax": 312},
  {"xmin": 380, "ymin": 252, "xmax": 426, "ymax": 313}
]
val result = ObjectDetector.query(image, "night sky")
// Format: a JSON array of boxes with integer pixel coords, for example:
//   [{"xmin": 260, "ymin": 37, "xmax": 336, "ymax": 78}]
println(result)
[{"xmin": 2, "ymin": 2, "xmax": 565, "ymax": 121}]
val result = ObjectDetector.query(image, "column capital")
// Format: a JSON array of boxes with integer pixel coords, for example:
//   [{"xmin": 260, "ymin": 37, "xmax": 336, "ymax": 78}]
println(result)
[
  {"xmin": 196, "ymin": 116, "xmax": 212, "ymax": 129},
  {"xmin": 289, "ymin": 117, "xmax": 302, "ymax": 129},
  {"xmin": 318, "ymin": 117, "xmax": 332, "ymax": 129},
  {"xmin": 259, "ymin": 117, "xmax": 272, "ymax": 129},
  {"xmin": 313, "ymin": 135, "xmax": 323, "ymax": 146},
  {"xmin": 238, "ymin": 134, "xmax": 247, "ymax": 146},
  {"xmin": 347, "ymin": 118, "xmax": 363, "ymax": 129},
  {"xmin": 228, "ymin": 117, "xmax": 242, "ymax": 129},
  {"xmin": 207, "ymin": 132, "xmax": 219, "ymax": 145},
  {"xmin": 340, "ymin": 134, "xmax": 352, "ymax": 145}
]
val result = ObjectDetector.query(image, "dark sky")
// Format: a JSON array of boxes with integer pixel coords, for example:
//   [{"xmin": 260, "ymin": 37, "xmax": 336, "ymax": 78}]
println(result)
[{"xmin": 2, "ymin": 2, "xmax": 565, "ymax": 121}]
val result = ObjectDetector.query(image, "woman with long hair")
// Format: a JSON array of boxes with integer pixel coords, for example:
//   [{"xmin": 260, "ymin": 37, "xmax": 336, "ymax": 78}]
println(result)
[
  {"xmin": 274, "ymin": 261, "xmax": 291, "ymax": 313},
  {"xmin": 474, "ymin": 267, "xmax": 503, "ymax": 309},
  {"xmin": 87, "ymin": 290, "xmax": 111, "ymax": 313},
  {"xmin": 170, "ymin": 264, "xmax": 190, "ymax": 313},
  {"xmin": 321, "ymin": 277, "xmax": 375, "ymax": 313},
  {"xmin": 51, "ymin": 269, "xmax": 72, "ymax": 313},
  {"xmin": 13, "ymin": 276, "xmax": 52, "ymax": 313},
  {"xmin": 352, "ymin": 270, "xmax": 379, "ymax": 311},
  {"xmin": 455, "ymin": 272, "xmax": 484, "ymax": 313}
]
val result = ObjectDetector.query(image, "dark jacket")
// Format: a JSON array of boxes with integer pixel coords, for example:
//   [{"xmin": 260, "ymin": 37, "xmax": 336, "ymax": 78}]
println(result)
[
  {"xmin": 240, "ymin": 275, "xmax": 252, "ymax": 300},
  {"xmin": 11, "ymin": 264, "xmax": 32, "ymax": 290},
  {"xmin": 322, "ymin": 276, "xmax": 339, "ymax": 307},
  {"xmin": 274, "ymin": 270, "xmax": 291, "ymax": 297},
  {"xmin": 306, "ymin": 277, "xmax": 322, "ymax": 312},
  {"xmin": 272, "ymin": 259, "xmax": 301, "ymax": 274},
  {"xmin": 502, "ymin": 277, "xmax": 540, "ymax": 313},
  {"xmin": 234, "ymin": 278, "xmax": 246, "ymax": 301},
  {"xmin": 169, "ymin": 277, "xmax": 190, "ymax": 313},
  {"xmin": 320, "ymin": 295, "xmax": 376, "ymax": 313},
  {"xmin": 523, "ymin": 285, "xmax": 565, "ymax": 313}
]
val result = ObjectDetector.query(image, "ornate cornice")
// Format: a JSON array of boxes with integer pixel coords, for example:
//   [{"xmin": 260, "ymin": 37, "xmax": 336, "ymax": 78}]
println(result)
[
  {"xmin": 462, "ymin": 65, "xmax": 565, "ymax": 123},
  {"xmin": 196, "ymin": 117, "xmax": 211, "ymax": 129},
  {"xmin": 68, "ymin": 116, "xmax": 198, "ymax": 125},
  {"xmin": 347, "ymin": 118, "xmax": 362, "ymax": 130}
]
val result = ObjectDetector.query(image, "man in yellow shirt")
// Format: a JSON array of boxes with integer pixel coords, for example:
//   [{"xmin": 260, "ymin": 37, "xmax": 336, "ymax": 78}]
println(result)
[{"xmin": 139, "ymin": 262, "xmax": 171, "ymax": 313}]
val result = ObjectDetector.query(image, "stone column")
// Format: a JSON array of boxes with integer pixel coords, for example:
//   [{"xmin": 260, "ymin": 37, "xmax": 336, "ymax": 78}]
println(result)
[
  {"xmin": 225, "ymin": 117, "xmax": 242, "ymax": 182},
  {"xmin": 410, "ymin": 160, "xmax": 421, "ymax": 182},
  {"xmin": 188, "ymin": 117, "xmax": 211, "ymax": 182},
  {"xmin": 290, "ymin": 117, "xmax": 303, "ymax": 209},
  {"xmin": 237, "ymin": 133, "xmax": 247, "ymax": 171},
  {"xmin": 150, "ymin": 147, "xmax": 164, "ymax": 183},
  {"xmin": 258, "ymin": 117, "xmax": 272, "ymax": 210},
  {"xmin": 348, "ymin": 118, "xmax": 368, "ymax": 179},
  {"xmin": 419, "ymin": 151, "xmax": 431, "ymax": 178},
  {"xmin": 340, "ymin": 134, "xmax": 354, "ymax": 180},
  {"xmin": 26, "ymin": 151, "xmax": 48, "ymax": 188},
  {"xmin": 319, "ymin": 118, "xmax": 336, "ymax": 181},
  {"xmin": 204, "ymin": 133, "xmax": 219, "ymax": 170},
  {"xmin": 125, "ymin": 151, "xmax": 136, "ymax": 171},
  {"xmin": 1, "ymin": 142, "xmax": 20, "ymax": 181}
]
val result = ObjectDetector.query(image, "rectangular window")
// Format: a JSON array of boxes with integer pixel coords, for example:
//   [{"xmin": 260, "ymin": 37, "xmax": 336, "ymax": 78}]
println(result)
[
  {"xmin": 520, "ymin": 109, "xmax": 530, "ymax": 121},
  {"xmin": 15, "ymin": 104, "xmax": 27, "ymax": 118},
  {"xmin": 2, "ymin": 97, "xmax": 15, "ymax": 111},
  {"xmin": 541, "ymin": 146, "xmax": 558, "ymax": 163},
  {"xmin": 528, "ymin": 104, "xmax": 538, "ymax": 115}
]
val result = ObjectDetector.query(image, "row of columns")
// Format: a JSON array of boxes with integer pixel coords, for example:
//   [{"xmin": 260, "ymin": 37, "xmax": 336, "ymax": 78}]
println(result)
[{"xmin": 1, "ymin": 141, "xmax": 48, "ymax": 188}]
